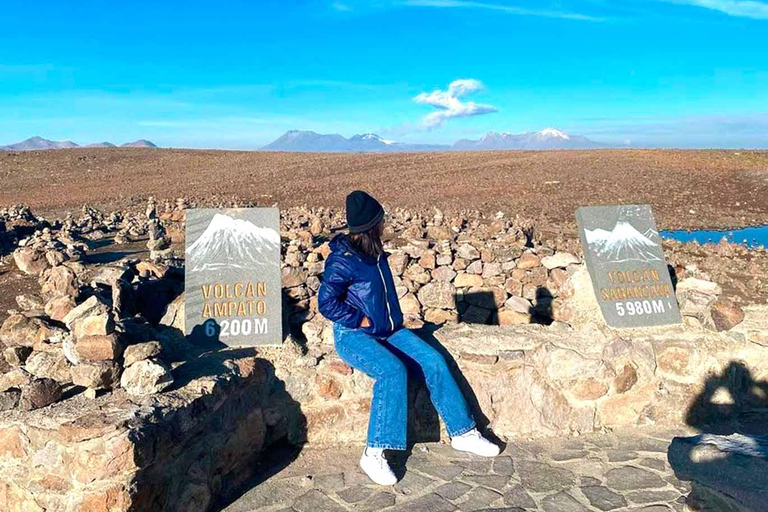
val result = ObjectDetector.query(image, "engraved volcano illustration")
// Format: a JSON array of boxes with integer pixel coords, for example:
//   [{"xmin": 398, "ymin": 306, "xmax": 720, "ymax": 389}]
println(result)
[
  {"xmin": 584, "ymin": 220, "xmax": 661, "ymax": 263},
  {"xmin": 186, "ymin": 213, "xmax": 281, "ymax": 272}
]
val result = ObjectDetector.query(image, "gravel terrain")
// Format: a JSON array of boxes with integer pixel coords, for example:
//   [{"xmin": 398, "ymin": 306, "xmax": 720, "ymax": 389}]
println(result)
[{"xmin": 2, "ymin": 148, "xmax": 768, "ymax": 231}]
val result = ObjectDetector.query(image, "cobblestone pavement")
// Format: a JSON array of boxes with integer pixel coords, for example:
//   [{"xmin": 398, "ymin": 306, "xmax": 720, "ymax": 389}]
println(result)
[{"xmin": 223, "ymin": 427, "xmax": 698, "ymax": 512}]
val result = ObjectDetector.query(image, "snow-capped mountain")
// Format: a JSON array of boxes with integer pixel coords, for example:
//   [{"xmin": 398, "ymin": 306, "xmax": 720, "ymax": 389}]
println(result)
[
  {"xmin": 187, "ymin": 213, "xmax": 281, "ymax": 272},
  {"xmin": 454, "ymin": 128, "xmax": 609, "ymax": 150},
  {"xmin": 349, "ymin": 133, "xmax": 395, "ymax": 145},
  {"xmin": 585, "ymin": 221, "xmax": 661, "ymax": 262},
  {"xmin": 262, "ymin": 130, "xmax": 447, "ymax": 152},
  {"xmin": 346, "ymin": 133, "xmax": 399, "ymax": 150},
  {"xmin": 537, "ymin": 128, "xmax": 570, "ymax": 140}
]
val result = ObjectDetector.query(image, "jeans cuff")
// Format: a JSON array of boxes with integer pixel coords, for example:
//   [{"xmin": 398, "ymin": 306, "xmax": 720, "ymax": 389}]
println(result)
[
  {"xmin": 367, "ymin": 442, "xmax": 407, "ymax": 451},
  {"xmin": 448, "ymin": 419, "xmax": 476, "ymax": 438}
]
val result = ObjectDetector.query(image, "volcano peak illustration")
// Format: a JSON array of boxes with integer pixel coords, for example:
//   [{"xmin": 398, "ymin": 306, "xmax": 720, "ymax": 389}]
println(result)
[
  {"xmin": 186, "ymin": 213, "xmax": 281, "ymax": 272},
  {"xmin": 585, "ymin": 220, "xmax": 661, "ymax": 263}
]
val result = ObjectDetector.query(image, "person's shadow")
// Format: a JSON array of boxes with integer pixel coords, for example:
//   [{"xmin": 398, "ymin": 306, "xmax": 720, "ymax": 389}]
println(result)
[
  {"xmin": 531, "ymin": 287, "xmax": 554, "ymax": 325},
  {"xmin": 682, "ymin": 361, "xmax": 768, "ymax": 435}
]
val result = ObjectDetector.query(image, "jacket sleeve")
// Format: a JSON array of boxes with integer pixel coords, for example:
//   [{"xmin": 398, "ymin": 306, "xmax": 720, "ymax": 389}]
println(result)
[{"xmin": 318, "ymin": 254, "xmax": 365, "ymax": 328}]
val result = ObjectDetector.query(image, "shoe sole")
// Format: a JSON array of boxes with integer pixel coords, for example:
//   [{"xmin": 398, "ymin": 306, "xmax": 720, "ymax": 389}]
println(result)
[{"xmin": 451, "ymin": 443, "xmax": 500, "ymax": 458}]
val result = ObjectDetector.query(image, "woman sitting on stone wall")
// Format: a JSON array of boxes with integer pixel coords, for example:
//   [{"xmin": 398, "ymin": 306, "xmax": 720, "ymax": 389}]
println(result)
[{"xmin": 318, "ymin": 190, "xmax": 499, "ymax": 486}]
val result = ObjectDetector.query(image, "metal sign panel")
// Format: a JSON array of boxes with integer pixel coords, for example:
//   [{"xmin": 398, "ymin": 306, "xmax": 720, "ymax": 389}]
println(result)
[
  {"xmin": 576, "ymin": 205, "xmax": 682, "ymax": 328},
  {"xmin": 185, "ymin": 208, "xmax": 283, "ymax": 346}
]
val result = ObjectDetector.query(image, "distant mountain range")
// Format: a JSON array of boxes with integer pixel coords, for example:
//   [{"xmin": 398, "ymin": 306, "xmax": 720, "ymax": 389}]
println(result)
[
  {"xmin": 262, "ymin": 128, "xmax": 612, "ymax": 152},
  {"xmin": 1, "ymin": 129, "xmax": 612, "ymax": 153},
  {"xmin": 453, "ymin": 128, "xmax": 608, "ymax": 150},
  {"xmin": 0, "ymin": 136, "xmax": 158, "ymax": 151},
  {"xmin": 261, "ymin": 131, "xmax": 447, "ymax": 152}
]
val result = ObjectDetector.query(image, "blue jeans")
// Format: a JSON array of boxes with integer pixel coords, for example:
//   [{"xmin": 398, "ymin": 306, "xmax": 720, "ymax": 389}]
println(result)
[{"xmin": 333, "ymin": 323, "xmax": 476, "ymax": 450}]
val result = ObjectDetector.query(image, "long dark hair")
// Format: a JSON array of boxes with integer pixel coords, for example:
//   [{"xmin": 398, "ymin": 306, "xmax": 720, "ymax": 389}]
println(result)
[{"xmin": 349, "ymin": 220, "xmax": 384, "ymax": 258}]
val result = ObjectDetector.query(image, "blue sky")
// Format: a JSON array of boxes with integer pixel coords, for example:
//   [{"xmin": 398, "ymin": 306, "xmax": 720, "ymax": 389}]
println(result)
[{"xmin": 1, "ymin": 0, "xmax": 767, "ymax": 149}]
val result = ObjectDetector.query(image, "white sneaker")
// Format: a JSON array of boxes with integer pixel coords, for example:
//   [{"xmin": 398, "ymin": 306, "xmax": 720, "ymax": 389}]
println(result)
[
  {"xmin": 359, "ymin": 447, "xmax": 398, "ymax": 485},
  {"xmin": 451, "ymin": 428, "xmax": 500, "ymax": 457}
]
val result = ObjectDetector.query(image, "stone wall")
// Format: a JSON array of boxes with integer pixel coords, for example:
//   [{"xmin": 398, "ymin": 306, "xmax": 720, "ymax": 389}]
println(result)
[
  {"xmin": 280, "ymin": 206, "xmax": 583, "ymax": 332},
  {"xmin": 0, "ymin": 349, "xmax": 274, "ymax": 512},
  {"xmin": 263, "ymin": 288, "xmax": 768, "ymax": 446}
]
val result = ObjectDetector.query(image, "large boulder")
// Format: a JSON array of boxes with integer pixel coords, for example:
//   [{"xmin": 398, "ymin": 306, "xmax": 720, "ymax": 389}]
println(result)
[
  {"xmin": 281, "ymin": 267, "xmax": 306, "ymax": 288},
  {"xmin": 398, "ymin": 293, "xmax": 421, "ymax": 315},
  {"xmin": 729, "ymin": 305, "xmax": 768, "ymax": 347},
  {"xmin": 710, "ymin": 298, "xmax": 745, "ymax": 331},
  {"xmin": 541, "ymin": 252, "xmax": 579, "ymax": 270},
  {"xmin": 15, "ymin": 293, "xmax": 44, "ymax": 311},
  {"xmin": 456, "ymin": 244, "xmax": 480, "ymax": 260},
  {"xmin": 24, "ymin": 350, "xmax": 73, "ymax": 384},
  {"xmin": 159, "ymin": 293, "xmax": 185, "ymax": 331},
  {"xmin": 62, "ymin": 295, "xmax": 114, "ymax": 339},
  {"xmin": 91, "ymin": 264, "xmax": 134, "ymax": 286},
  {"xmin": 123, "ymin": 341, "xmax": 162, "ymax": 367},
  {"xmin": 678, "ymin": 289, "xmax": 717, "ymax": 328},
  {"xmin": 0, "ymin": 368, "xmax": 32, "ymax": 393},
  {"xmin": 120, "ymin": 359, "xmax": 174, "ymax": 396},
  {"xmin": 71, "ymin": 360, "xmax": 122, "ymax": 390},
  {"xmin": 552, "ymin": 266, "xmax": 604, "ymax": 329},
  {"xmin": 112, "ymin": 278, "xmax": 137, "ymax": 319},
  {"xmin": 62, "ymin": 295, "xmax": 110, "ymax": 327},
  {"xmin": 0, "ymin": 314, "xmax": 54, "ymax": 347},
  {"xmin": 44, "ymin": 295, "xmax": 76, "ymax": 321},
  {"xmin": 454, "ymin": 273, "xmax": 483, "ymax": 288},
  {"xmin": 12, "ymin": 247, "xmax": 49, "ymax": 276},
  {"xmin": 18, "ymin": 377, "xmax": 62, "ymax": 411},
  {"xmin": 39, "ymin": 264, "xmax": 79, "ymax": 299},
  {"xmin": 417, "ymin": 281, "xmax": 456, "ymax": 309},
  {"xmin": 73, "ymin": 334, "xmax": 124, "ymax": 362},
  {"xmin": 516, "ymin": 252, "xmax": 541, "ymax": 270}
]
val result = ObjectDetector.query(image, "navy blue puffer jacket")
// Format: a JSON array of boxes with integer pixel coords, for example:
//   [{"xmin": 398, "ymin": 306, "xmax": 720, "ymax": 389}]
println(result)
[{"xmin": 318, "ymin": 233, "xmax": 404, "ymax": 337}]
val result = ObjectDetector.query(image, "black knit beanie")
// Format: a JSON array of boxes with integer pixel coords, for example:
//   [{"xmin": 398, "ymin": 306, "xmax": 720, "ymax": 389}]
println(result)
[{"xmin": 346, "ymin": 190, "xmax": 384, "ymax": 233}]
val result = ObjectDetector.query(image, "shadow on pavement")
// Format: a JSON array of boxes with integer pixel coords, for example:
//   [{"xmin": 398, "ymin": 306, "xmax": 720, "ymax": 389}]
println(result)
[{"xmin": 669, "ymin": 360, "xmax": 768, "ymax": 511}]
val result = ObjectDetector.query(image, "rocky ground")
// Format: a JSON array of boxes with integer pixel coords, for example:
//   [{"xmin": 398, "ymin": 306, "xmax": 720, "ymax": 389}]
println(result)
[
  {"xmin": 2, "ymin": 148, "xmax": 768, "ymax": 231},
  {"xmin": 223, "ymin": 428, "xmax": 699, "ymax": 512}
]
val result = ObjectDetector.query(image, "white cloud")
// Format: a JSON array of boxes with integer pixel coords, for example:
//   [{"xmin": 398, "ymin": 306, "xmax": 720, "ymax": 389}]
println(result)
[
  {"xmin": 402, "ymin": 0, "xmax": 605, "ymax": 22},
  {"xmin": 665, "ymin": 0, "xmax": 768, "ymax": 19},
  {"xmin": 414, "ymin": 79, "xmax": 498, "ymax": 129}
]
